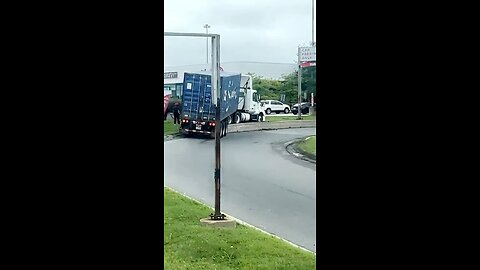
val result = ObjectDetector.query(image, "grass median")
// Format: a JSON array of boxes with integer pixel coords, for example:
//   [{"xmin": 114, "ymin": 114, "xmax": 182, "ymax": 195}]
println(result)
[
  {"xmin": 164, "ymin": 188, "xmax": 316, "ymax": 269},
  {"xmin": 164, "ymin": 119, "xmax": 180, "ymax": 136},
  {"xmin": 266, "ymin": 115, "xmax": 316, "ymax": 122},
  {"xmin": 297, "ymin": 136, "xmax": 316, "ymax": 156}
]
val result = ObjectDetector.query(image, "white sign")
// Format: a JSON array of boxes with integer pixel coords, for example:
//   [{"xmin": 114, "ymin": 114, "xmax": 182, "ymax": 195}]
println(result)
[{"xmin": 299, "ymin": 46, "xmax": 316, "ymax": 62}]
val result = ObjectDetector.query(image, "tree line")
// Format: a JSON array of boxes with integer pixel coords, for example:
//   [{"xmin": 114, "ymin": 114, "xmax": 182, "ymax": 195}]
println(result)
[{"xmin": 249, "ymin": 66, "xmax": 316, "ymax": 105}]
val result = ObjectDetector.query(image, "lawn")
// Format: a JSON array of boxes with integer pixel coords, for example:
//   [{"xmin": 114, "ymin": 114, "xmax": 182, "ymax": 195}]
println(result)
[
  {"xmin": 265, "ymin": 115, "xmax": 316, "ymax": 122},
  {"xmin": 164, "ymin": 119, "xmax": 180, "ymax": 136},
  {"xmin": 164, "ymin": 188, "xmax": 316, "ymax": 269},
  {"xmin": 298, "ymin": 136, "xmax": 316, "ymax": 156}
]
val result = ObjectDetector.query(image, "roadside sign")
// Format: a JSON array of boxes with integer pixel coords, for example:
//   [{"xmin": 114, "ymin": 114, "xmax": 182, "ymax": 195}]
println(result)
[
  {"xmin": 300, "ymin": 62, "xmax": 316, "ymax": 68},
  {"xmin": 299, "ymin": 46, "xmax": 316, "ymax": 62}
]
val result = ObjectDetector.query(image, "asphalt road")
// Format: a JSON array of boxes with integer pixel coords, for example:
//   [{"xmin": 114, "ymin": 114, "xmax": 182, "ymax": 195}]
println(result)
[{"xmin": 164, "ymin": 128, "xmax": 316, "ymax": 252}]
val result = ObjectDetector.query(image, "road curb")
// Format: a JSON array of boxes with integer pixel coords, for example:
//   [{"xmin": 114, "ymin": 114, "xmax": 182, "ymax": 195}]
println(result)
[
  {"xmin": 164, "ymin": 186, "xmax": 316, "ymax": 255},
  {"xmin": 228, "ymin": 120, "xmax": 316, "ymax": 133},
  {"xmin": 164, "ymin": 120, "xmax": 316, "ymax": 141},
  {"xmin": 163, "ymin": 133, "xmax": 182, "ymax": 142},
  {"xmin": 285, "ymin": 137, "xmax": 317, "ymax": 164}
]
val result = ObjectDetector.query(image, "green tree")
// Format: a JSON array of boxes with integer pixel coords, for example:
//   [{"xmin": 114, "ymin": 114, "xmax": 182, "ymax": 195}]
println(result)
[
  {"xmin": 248, "ymin": 73, "xmax": 282, "ymax": 101},
  {"xmin": 277, "ymin": 67, "xmax": 316, "ymax": 105},
  {"xmin": 247, "ymin": 67, "xmax": 316, "ymax": 106}
]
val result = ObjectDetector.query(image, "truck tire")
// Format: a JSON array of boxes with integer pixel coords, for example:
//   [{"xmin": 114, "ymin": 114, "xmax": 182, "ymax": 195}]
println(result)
[
  {"xmin": 227, "ymin": 115, "xmax": 232, "ymax": 124},
  {"xmin": 224, "ymin": 122, "xmax": 228, "ymax": 137},
  {"xmin": 266, "ymin": 108, "xmax": 271, "ymax": 114},
  {"xmin": 234, "ymin": 112, "xmax": 241, "ymax": 124}
]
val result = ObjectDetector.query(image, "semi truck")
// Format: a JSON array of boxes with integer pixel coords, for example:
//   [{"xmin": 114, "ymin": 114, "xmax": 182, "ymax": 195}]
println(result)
[{"xmin": 180, "ymin": 71, "xmax": 265, "ymax": 138}]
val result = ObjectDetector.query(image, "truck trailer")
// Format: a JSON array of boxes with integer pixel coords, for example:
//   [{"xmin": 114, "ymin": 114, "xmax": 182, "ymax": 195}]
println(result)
[{"xmin": 180, "ymin": 71, "xmax": 264, "ymax": 138}]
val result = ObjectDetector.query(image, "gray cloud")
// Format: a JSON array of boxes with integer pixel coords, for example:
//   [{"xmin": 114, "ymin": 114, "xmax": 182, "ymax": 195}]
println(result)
[{"xmin": 164, "ymin": 0, "xmax": 316, "ymax": 67}]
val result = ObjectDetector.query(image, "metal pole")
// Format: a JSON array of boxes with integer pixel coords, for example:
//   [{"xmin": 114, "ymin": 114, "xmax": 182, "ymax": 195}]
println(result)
[
  {"xmin": 204, "ymin": 24, "xmax": 210, "ymax": 64},
  {"xmin": 298, "ymin": 47, "xmax": 302, "ymax": 120},
  {"xmin": 211, "ymin": 37, "xmax": 216, "ymax": 103},
  {"xmin": 211, "ymin": 35, "xmax": 224, "ymax": 220}
]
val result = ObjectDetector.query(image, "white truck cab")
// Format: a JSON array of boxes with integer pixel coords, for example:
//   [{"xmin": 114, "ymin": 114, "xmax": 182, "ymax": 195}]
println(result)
[{"xmin": 232, "ymin": 75, "xmax": 265, "ymax": 123}]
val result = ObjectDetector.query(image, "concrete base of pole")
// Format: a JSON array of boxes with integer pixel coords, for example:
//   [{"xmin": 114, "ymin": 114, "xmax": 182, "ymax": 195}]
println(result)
[{"xmin": 200, "ymin": 217, "xmax": 236, "ymax": 228}]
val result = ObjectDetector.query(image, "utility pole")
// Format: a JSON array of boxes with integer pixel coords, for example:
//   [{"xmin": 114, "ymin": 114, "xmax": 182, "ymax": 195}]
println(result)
[
  {"xmin": 297, "ymin": 47, "xmax": 302, "ymax": 120},
  {"xmin": 203, "ymin": 24, "xmax": 211, "ymax": 64}
]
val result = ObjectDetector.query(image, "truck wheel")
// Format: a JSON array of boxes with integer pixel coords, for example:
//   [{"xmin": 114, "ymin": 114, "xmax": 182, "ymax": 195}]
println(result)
[
  {"xmin": 224, "ymin": 122, "xmax": 228, "ymax": 136},
  {"xmin": 266, "ymin": 108, "xmax": 271, "ymax": 114},
  {"xmin": 234, "ymin": 113, "xmax": 241, "ymax": 124},
  {"xmin": 227, "ymin": 115, "xmax": 232, "ymax": 124}
]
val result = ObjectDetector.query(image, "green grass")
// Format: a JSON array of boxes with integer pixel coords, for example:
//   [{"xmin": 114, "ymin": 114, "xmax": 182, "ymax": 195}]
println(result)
[
  {"xmin": 164, "ymin": 188, "xmax": 316, "ymax": 269},
  {"xmin": 164, "ymin": 119, "xmax": 180, "ymax": 136},
  {"xmin": 265, "ymin": 115, "xmax": 316, "ymax": 122},
  {"xmin": 298, "ymin": 136, "xmax": 316, "ymax": 156}
]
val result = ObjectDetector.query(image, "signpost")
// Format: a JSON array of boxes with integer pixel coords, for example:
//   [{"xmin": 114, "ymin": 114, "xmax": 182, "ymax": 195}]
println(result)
[
  {"xmin": 297, "ymin": 46, "xmax": 316, "ymax": 119},
  {"xmin": 164, "ymin": 32, "xmax": 225, "ymax": 220}
]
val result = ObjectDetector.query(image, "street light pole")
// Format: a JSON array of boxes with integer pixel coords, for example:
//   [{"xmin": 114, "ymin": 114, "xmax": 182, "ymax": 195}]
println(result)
[{"xmin": 203, "ymin": 24, "xmax": 211, "ymax": 64}]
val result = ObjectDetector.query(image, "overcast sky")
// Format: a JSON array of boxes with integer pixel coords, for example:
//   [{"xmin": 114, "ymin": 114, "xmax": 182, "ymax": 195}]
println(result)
[{"xmin": 164, "ymin": 0, "xmax": 315, "ymax": 67}]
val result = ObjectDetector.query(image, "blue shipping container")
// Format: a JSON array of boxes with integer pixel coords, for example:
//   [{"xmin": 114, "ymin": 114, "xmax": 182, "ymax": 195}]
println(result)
[{"xmin": 182, "ymin": 72, "xmax": 241, "ymax": 122}]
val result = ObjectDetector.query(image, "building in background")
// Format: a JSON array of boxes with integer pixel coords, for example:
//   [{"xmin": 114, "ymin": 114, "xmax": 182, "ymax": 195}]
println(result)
[
  {"xmin": 163, "ymin": 71, "xmax": 183, "ymax": 98},
  {"xmin": 164, "ymin": 61, "xmax": 297, "ymax": 98}
]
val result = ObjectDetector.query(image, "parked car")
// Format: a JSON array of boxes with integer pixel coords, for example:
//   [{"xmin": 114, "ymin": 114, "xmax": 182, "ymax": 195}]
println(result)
[
  {"xmin": 260, "ymin": 100, "xmax": 290, "ymax": 114},
  {"xmin": 291, "ymin": 102, "xmax": 310, "ymax": 115}
]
